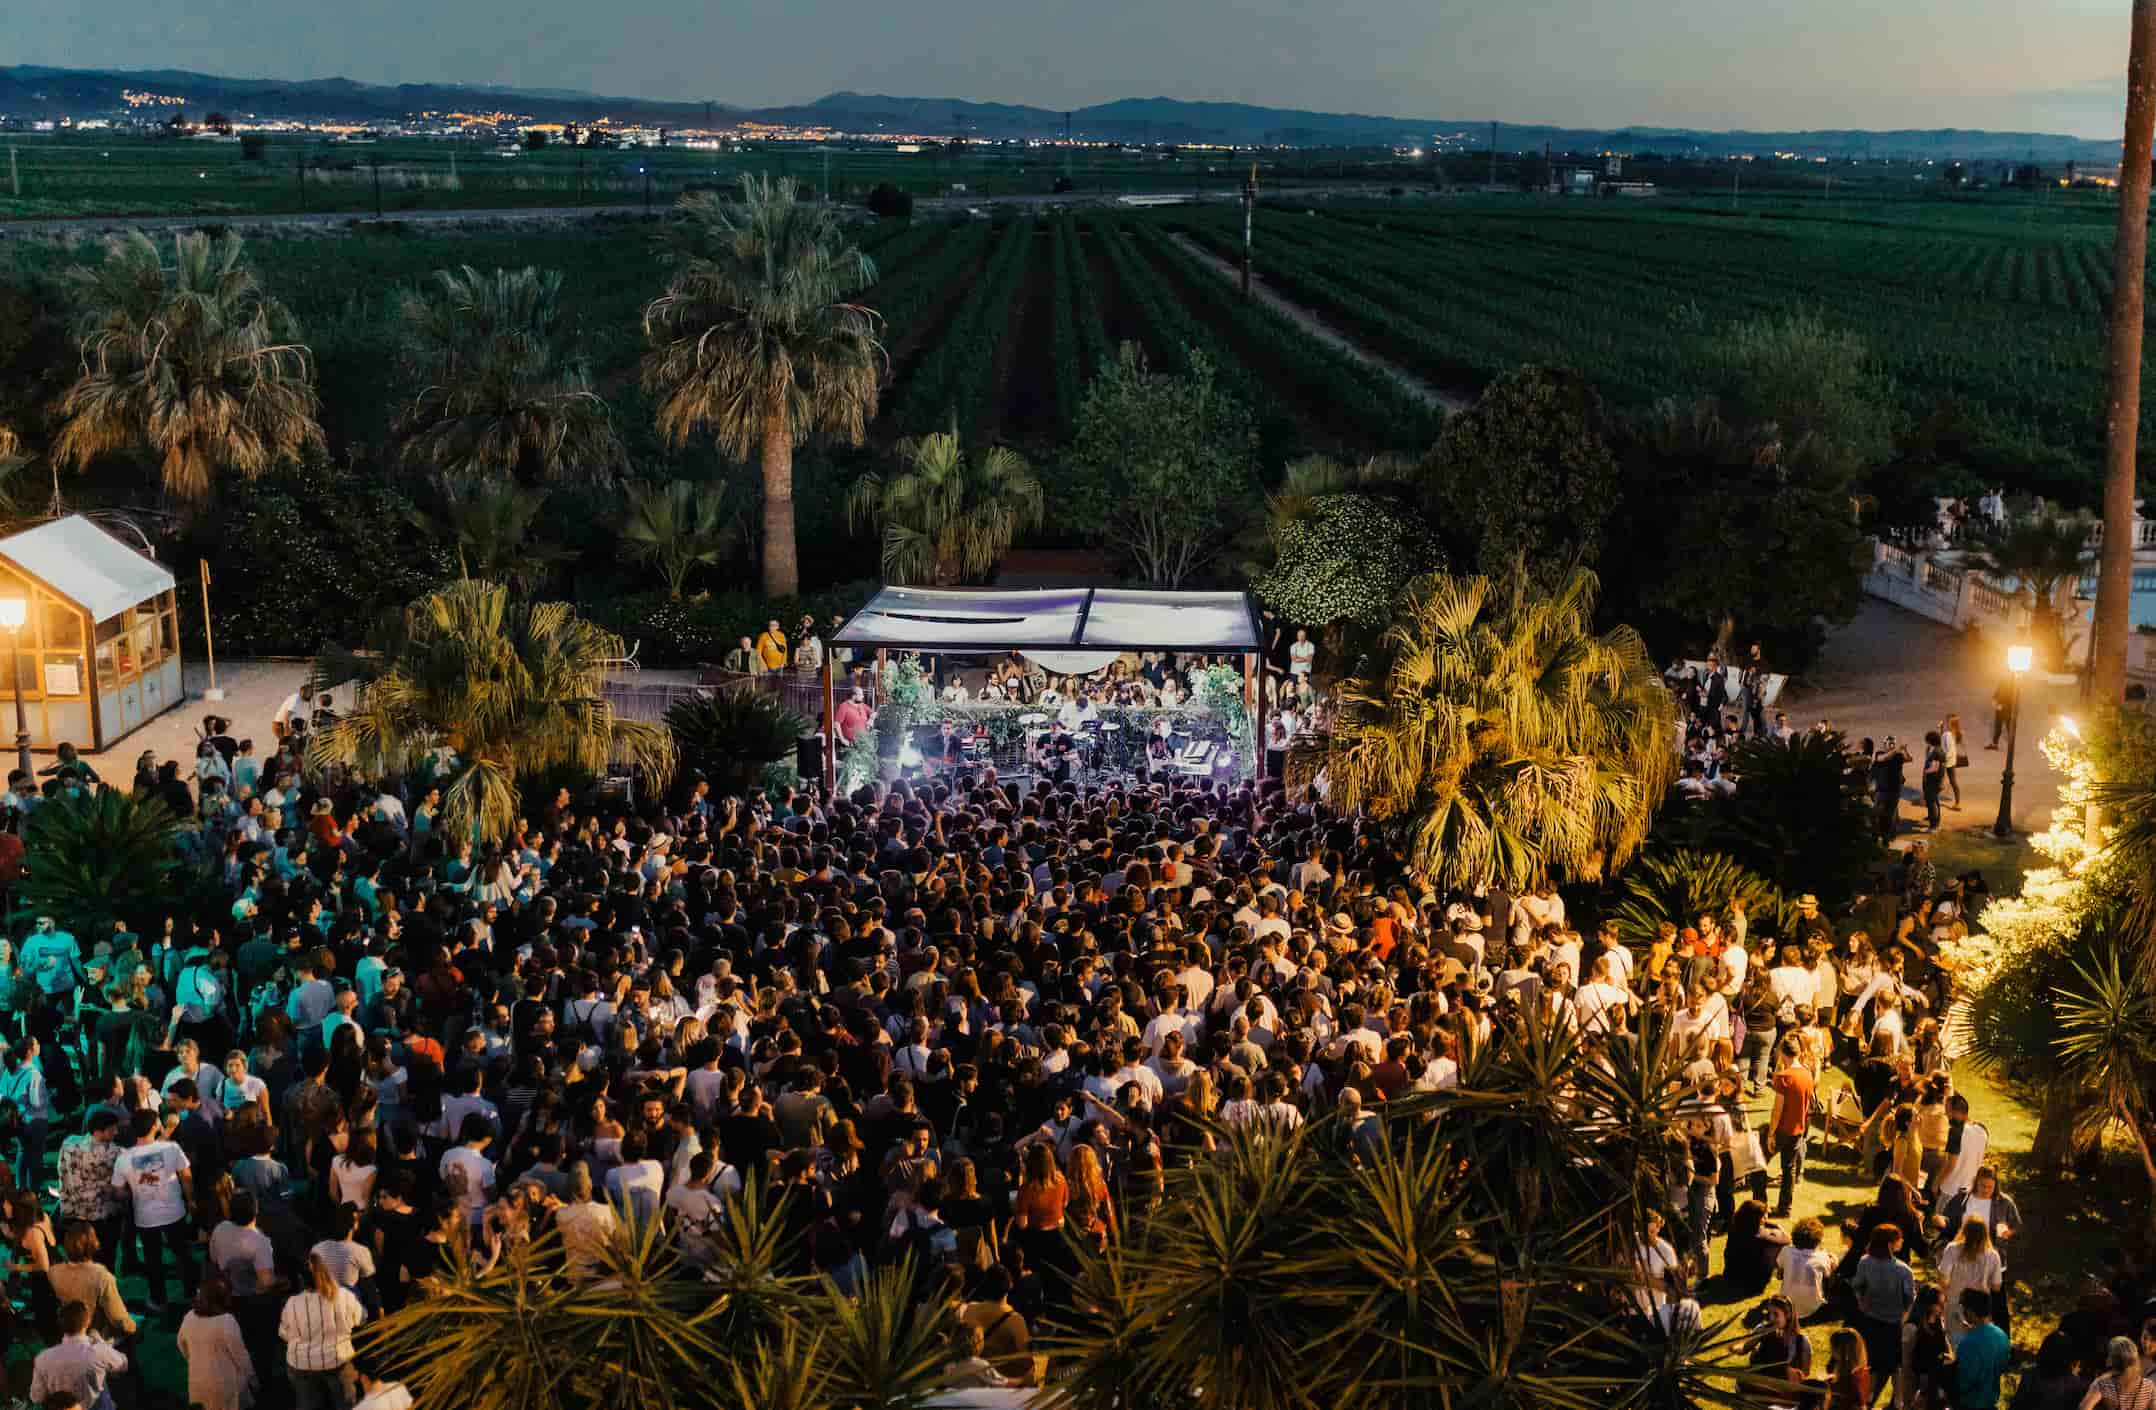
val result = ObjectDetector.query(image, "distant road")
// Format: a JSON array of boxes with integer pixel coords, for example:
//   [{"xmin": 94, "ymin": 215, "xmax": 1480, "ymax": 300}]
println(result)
[{"xmin": 0, "ymin": 183, "xmax": 1430, "ymax": 238}]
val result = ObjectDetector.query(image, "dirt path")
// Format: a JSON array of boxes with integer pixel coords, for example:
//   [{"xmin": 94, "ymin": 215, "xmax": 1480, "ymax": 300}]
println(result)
[{"xmin": 1168, "ymin": 232, "xmax": 1473, "ymax": 412}]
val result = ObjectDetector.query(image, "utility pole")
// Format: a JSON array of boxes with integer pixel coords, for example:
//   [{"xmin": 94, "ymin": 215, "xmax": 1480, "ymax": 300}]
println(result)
[
  {"xmin": 370, "ymin": 154, "xmax": 382, "ymax": 218},
  {"xmin": 1732, "ymin": 161, "xmax": 1741, "ymax": 209},
  {"xmin": 6, "ymin": 144, "xmax": 16, "ymax": 199},
  {"xmin": 295, "ymin": 142, "xmax": 305, "ymax": 211},
  {"xmin": 1488, "ymin": 121, "xmax": 1497, "ymax": 188},
  {"xmin": 643, "ymin": 164, "xmax": 652, "ymax": 211},
  {"xmin": 1241, "ymin": 161, "xmax": 1256, "ymax": 296}
]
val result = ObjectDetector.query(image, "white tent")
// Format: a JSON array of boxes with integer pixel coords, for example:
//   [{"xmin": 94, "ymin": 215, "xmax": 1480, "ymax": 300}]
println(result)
[
  {"xmin": 831, "ymin": 586, "xmax": 1262, "ymax": 653},
  {"xmin": 0, "ymin": 515, "xmax": 183, "ymax": 752}
]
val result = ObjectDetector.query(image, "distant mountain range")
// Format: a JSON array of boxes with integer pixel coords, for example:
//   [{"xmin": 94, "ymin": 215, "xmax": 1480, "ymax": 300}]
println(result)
[{"xmin": 0, "ymin": 64, "xmax": 2123, "ymax": 163}]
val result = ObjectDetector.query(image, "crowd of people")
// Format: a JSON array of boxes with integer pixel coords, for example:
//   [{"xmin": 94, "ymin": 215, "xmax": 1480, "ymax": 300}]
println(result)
[{"xmin": 0, "ymin": 658, "xmax": 2118, "ymax": 1410}]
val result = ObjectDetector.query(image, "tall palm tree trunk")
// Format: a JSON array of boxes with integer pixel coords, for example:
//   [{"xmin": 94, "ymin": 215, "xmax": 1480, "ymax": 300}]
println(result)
[
  {"xmin": 759, "ymin": 408, "xmax": 800, "ymax": 599},
  {"xmin": 2094, "ymin": 0, "xmax": 2156, "ymax": 706}
]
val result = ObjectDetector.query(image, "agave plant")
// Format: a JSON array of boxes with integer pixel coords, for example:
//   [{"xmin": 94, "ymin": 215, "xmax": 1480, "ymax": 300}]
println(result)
[
  {"xmin": 813, "ymin": 1262, "xmax": 959, "ymax": 1410},
  {"xmin": 665, "ymin": 689, "xmax": 812, "ymax": 796},
  {"xmin": 18, "ymin": 786, "xmax": 181, "ymax": 936}
]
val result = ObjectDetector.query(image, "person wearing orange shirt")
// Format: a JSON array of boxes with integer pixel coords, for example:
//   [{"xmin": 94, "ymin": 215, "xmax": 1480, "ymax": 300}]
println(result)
[{"xmin": 755, "ymin": 621, "xmax": 789, "ymax": 672}]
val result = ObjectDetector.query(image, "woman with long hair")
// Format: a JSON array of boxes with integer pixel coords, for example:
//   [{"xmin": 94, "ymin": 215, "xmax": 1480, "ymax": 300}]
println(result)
[
  {"xmin": 1826, "ymin": 1327, "xmax": 1871, "ymax": 1410},
  {"xmin": 177, "ymin": 1274, "xmax": 257, "ymax": 1410},
  {"xmin": 1064, "ymin": 1143, "xmax": 1115, "ymax": 1248},
  {"xmin": 2, "ymin": 1184, "xmax": 59, "ymax": 1342},
  {"xmin": 277, "ymin": 1251, "xmax": 366, "ymax": 1410},
  {"xmin": 1938, "ymin": 1215, "xmax": 2004, "ymax": 1345},
  {"xmin": 1010, "ymin": 1140, "xmax": 1068, "ymax": 1280},
  {"xmin": 1900, "ymin": 1284, "xmax": 1951, "ymax": 1410}
]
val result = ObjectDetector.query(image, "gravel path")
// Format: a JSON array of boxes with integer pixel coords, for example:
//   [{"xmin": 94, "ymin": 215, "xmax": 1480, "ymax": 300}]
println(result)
[{"xmin": 1168, "ymin": 232, "xmax": 1473, "ymax": 412}]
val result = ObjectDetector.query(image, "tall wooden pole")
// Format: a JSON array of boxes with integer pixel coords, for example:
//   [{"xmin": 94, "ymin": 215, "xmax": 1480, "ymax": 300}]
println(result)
[
  {"xmin": 2094, "ymin": 0, "xmax": 2156, "ymax": 707},
  {"xmin": 821, "ymin": 651, "xmax": 837, "ymax": 794}
]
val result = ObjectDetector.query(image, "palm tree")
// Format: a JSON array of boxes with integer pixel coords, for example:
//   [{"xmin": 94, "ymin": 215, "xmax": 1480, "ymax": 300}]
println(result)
[
  {"xmin": 642, "ymin": 177, "xmax": 885, "ymax": 599},
  {"xmin": 2054, "ymin": 947, "xmax": 2156, "ymax": 1231},
  {"xmin": 1327, "ymin": 566, "xmax": 1676, "ymax": 891},
  {"xmin": 665, "ymin": 690, "xmax": 810, "ymax": 795},
  {"xmin": 618, "ymin": 478, "xmax": 739, "ymax": 598},
  {"xmin": 18, "ymin": 787, "xmax": 182, "ymax": 936},
  {"xmin": 1963, "ymin": 506, "xmax": 2094, "ymax": 669},
  {"xmin": 844, "ymin": 426, "xmax": 1043, "ymax": 586},
  {"xmin": 54, "ymin": 230, "xmax": 323, "ymax": 504},
  {"xmin": 394, "ymin": 265, "xmax": 623, "ymax": 483},
  {"xmin": 2094, "ymin": 0, "xmax": 2156, "ymax": 707},
  {"xmin": 406, "ymin": 475, "xmax": 570, "ymax": 594},
  {"xmin": 307, "ymin": 579, "xmax": 674, "ymax": 844}
]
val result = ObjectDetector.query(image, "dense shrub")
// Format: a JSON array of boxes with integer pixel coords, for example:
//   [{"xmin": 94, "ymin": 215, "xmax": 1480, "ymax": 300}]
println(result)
[
  {"xmin": 578, "ymin": 581, "xmax": 880, "ymax": 666},
  {"xmin": 170, "ymin": 458, "xmax": 456, "ymax": 656}
]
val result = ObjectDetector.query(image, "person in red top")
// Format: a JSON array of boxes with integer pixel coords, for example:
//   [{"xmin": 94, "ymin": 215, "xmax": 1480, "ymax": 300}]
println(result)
[
  {"xmin": 1368, "ymin": 1036, "xmax": 1412, "ymax": 1101},
  {"xmin": 834, "ymin": 689, "xmax": 874, "ymax": 745},
  {"xmin": 1765, "ymin": 1037, "xmax": 1815, "ymax": 1219}
]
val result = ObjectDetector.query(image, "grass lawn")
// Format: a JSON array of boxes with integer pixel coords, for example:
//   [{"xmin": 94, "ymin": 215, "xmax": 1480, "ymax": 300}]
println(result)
[{"xmin": 1705, "ymin": 1052, "xmax": 2143, "ymax": 1373}]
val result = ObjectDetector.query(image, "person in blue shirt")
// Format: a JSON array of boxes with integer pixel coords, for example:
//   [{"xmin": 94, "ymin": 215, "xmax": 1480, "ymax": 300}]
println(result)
[
  {"xmin": 1951, "ymin": 1289, "xmax": 2010, "ymax": 1410},
  {"xmin": 19, "ymin": 917, "xmax": 82, "ymax": 1001},
  {"xmin": 1, "ymin": 1035, "xmax": 53, "ymax": 1186}
]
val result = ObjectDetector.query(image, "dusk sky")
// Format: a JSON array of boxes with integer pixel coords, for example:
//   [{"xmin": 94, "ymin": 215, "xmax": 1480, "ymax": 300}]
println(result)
[{"xmin": 19, "ymin": 0, "xmax": 2137, "ymax": 137}]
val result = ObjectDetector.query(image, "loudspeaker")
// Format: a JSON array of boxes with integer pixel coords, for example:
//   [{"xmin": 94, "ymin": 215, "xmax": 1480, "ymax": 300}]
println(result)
[{"xmin": 797, "ymin": 733, "xmax": 826, "ymax": 776}]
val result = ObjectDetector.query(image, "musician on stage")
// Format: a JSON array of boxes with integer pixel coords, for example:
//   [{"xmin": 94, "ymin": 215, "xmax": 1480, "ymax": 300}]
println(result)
[{"xmin": 1058, "ymin": 688, "xmax": 1101, "ymax": 732}]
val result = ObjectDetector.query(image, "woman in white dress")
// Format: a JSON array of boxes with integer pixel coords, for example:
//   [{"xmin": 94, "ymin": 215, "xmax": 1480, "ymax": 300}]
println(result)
[
  {"xmin": 1935, "ymin": 1215, "xmax": 2003, "ymax": 1346},
  {"xmin": 178, "ymin": 1276, "xmax": 258, "ymax": 1410}
]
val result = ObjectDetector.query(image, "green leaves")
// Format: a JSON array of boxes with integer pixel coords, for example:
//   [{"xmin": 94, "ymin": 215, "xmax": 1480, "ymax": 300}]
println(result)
[
  {"xmin": 1255, "ymin": 491, "xmax": 1442, "ymax": 629},
  {"xmin": 665, "ymin": 689, "xmax": 811, "ymax": 795},
  {"xmin": 18, "ymin": 785, "xmax": 181, "ymax": 935},
  {"xmin": 618, "ymin": 478, "xmax": 740, "ymax": 599},
  {"xmin": 309, "ymin": 579, "xmax": 675, "ymax": 843},
  {"xmin": 1608, "ymin": 850, "xmax": 1785, "ymax": 949},
  {"xmin": 393, "ymin": 263, "xmax": 624, "ymax": 484},
  {"xmin": 845, "ymin": 426, "xmax": 1043, "ymax": 587},
  {"xmin": 1329, "ymin": 565, "xmax": 1676, "ymax": 890}
]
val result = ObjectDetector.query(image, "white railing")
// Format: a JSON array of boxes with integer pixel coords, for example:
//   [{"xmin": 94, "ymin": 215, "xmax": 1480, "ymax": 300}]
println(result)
[{"xmin": 2085, "ymin": 518, "xmax": 2156, "ymax": 549}]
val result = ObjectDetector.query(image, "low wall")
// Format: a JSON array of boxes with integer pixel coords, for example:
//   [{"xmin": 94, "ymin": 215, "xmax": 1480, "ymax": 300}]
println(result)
[{"xmin": 1860, "ymin": 541, "xmax": 2090, "ymax": 664}]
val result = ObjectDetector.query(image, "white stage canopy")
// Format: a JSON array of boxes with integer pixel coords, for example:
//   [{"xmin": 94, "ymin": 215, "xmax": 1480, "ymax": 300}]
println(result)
[{"xmin": 831, "ymin": 586, "xmax": 1263, "ymax": 654}]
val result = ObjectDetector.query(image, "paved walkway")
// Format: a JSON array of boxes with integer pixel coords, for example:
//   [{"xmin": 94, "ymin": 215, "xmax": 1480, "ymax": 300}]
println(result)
[{"xmin": 1788, "ymin": 599, "xmax": 2077, "ymax": 868}]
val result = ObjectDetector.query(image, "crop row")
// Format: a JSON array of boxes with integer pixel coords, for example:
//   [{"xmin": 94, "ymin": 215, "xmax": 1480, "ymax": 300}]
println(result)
[{"xmin": 886, "ymin": 219, "xmax": 1031, "ymax": 437}]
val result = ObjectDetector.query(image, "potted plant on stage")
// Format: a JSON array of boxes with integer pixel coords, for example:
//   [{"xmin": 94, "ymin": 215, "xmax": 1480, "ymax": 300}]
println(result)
[{"xmin": 875, "ymin": 656, "xmax": 930, "ymax": 779}]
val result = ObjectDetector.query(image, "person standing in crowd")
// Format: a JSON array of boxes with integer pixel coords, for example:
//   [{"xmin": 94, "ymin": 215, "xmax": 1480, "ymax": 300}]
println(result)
[{"xmin": 279, "ymin": 1251, "xmax": 367, "ymax": 1410}]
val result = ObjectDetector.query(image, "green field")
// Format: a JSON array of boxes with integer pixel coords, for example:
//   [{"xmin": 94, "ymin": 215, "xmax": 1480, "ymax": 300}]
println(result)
[{"xmin": 1, "ymin": 172, "xmax": 2145, "ymax": 511}]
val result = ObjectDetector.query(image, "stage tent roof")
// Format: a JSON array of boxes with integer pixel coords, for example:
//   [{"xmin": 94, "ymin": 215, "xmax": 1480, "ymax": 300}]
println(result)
[{"xmin": 831, "ymin": 586, "xmax": 1262, "ymax": 654}]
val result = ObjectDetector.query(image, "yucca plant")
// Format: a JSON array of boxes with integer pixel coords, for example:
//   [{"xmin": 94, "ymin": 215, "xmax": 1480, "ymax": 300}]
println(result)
[
  {"xmin": 361, "ymin": 1215, "xmax": 726, "ymax": 1410},
  {"xmin": 665, "ymin": 690, "xmax": 811, "ymax": 796},
  {"xmin": 700, "ymin": 1173, "xmax": 813, "ymax": 1348},
  {"xmin": 18, "ymin": 786, "xmax": 181, "ymax": 936},
  {"xmin": 309, "ymin": 579, "xmax": 675, "ymax": 844},
  {"xmin": 1607, "ymin": 849, "xmax": 1786, "ymax": 949},
  {"xmin": 2054, "ymin": 945, "xmax": 2156, "ymax": 1230},
  {"xmin": 814, "ymin": 1261, "xmax": 959, "ymax": 1410}
]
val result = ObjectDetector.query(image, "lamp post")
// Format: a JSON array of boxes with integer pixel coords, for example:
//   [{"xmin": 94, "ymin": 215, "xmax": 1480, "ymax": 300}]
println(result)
[
  {"xmin": 1992, "ymin": 643, "xmax": 2033, "ymax": 838},
  {"xmin": 0, "ymin": 597, "xmax": 27, "ymax": 783}
]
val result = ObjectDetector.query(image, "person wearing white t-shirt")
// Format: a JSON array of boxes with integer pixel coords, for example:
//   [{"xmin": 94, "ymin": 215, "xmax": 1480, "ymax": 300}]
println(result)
[
  {"xmin": 438, "ymin": 1116, "xmax": 496, "ymax": 1230},
  {"xmin": 111, "ymin": 1110, "xmax": 196, "ymax": 1310},
  {"xmin": 665, "ymin": 1151, "xmax": 737, "ymax": 1269},
  {"xmin": 1766, "ymin": 946, "xmax": 1817, "ymax": 1013},
  {"xmin": 1287, "ymin": 629, "xmax": 1316, "ymax": 680},
  {"xmin": 1633, "ymin": 1209, "xmax": 1681, "ymax": 1323},
  {"xmin": 1775, "ymin": 1224, "xmax": 1836, "ymax": 1320},
  {"xmin": 1571, "ymin": 956, "xmax": 1632, "ymax": 1036}
]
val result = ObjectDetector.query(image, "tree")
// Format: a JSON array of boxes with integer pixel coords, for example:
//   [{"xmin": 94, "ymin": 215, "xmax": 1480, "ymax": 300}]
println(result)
[
  {"xmin": 406, "ymin": 475, "xmax": 570, "ymax": 595},
  {"xmin": 865, "ymin": 183, "xmax": 913, "ymax": 218},
  {"xmin": 1328, "ymin": 566, "xmax": 1676, "ymax": 891},
  {"xmin": 2054, "ymin": 947, "xmax": 2156, "ymax": 1231},
  {"xmin": 1255, "ymin": 493, "xmax": 1442, "ymax": 629},
  {"xmin": 55, "ymin": 230, "xmax": 323, "ymax": 505},
  {"xmin": 394, "ymin": 265, "xmax": 623, "ymax": 483},
  {"xmin": 1614, "ymin": 397, "xmax": 1867, "ymax": 662},
  {"xmin": 18, "ymin": 787, "xmax": 181, "ymax": 936},
  {"xmin": 204, "ymin": 111, "xmax": 232, "ymax": 134},
  {"xmin": 2093, "ymin": 0, "xmax": 2156, "ymax": 707},
  {"xmin": 1963, "ymin": 506, "xmax": 2095, "ymax": 669},
  {"xmin": 844, "ymin": 426, "xmax": 1043, "ymax": 586},
  {"xmin": 308, "ymin": 579, "xmax": 674, "ymax": 844},
  {"xmin": 1063, "ymin": 342, "xmax": 1259, "ymax": 586},
  {"xmin": 1712, "ymin": 311, "xmax": 1897, "ymax": 482},
  {"xmin": 523, "ymin": 129, "xmax": 548, "ymax": 150},
  {"xmin": 643, "ymin": 177, "xmax": 884, "ymax": 599},
  {"xmin": 1418, "ymin": 365, "xmax": 1619, "ymax": 584},
  {"xmin": 618, "ymin": 478, "xmax": 740, "ymax": 598}
]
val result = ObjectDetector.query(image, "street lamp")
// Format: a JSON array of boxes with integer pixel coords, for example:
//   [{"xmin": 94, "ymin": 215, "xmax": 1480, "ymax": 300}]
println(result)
[
  {"xmin": 0, "ymin": 597, "xmax": 27, "ymax": 784},
  {"xmin": 1992, "ymin": 643, "xmax": 2033, "ymax": 838}
]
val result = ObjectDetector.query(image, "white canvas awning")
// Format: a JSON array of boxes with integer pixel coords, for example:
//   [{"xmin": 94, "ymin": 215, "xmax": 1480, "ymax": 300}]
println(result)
[
  {"xmin": 832, "ymin": 586, "xmax": 1262, "ymax": 654},
  {"xmin": 0, "ymin": 515, "xmax": 176, "ymax": 622}
]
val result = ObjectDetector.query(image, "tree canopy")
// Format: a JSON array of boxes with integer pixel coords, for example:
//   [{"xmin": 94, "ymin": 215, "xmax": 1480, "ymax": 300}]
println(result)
[{"xmin": 1064, "ymin": 342, "xmax": 1259, "ymax": 587}]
